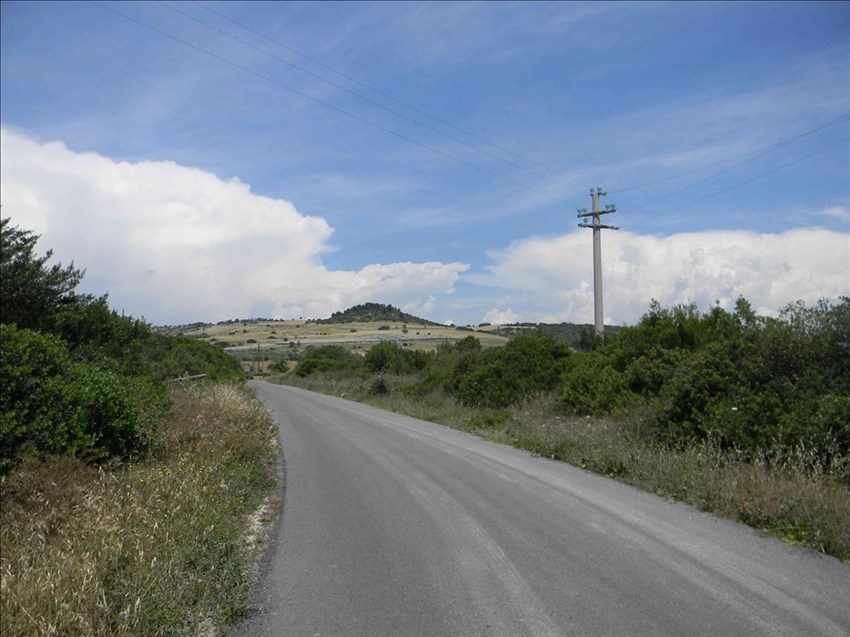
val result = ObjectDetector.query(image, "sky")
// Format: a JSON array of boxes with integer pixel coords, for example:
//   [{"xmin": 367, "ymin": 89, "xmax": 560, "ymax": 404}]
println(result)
[{"xmin": 1, "ymin": 1, "xmax": 848, "ymax": 326}]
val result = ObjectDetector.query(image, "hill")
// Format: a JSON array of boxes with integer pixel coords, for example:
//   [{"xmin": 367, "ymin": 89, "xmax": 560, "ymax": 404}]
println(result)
[{"xmin": 312, "ymin": 303, "xmax": 442, "ymax": 326}]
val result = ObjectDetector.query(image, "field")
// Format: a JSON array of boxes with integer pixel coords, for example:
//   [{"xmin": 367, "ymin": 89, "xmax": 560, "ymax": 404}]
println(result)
[{"xmin": 162, "ymin": 319, "xmax": 510, "ymax": 361}]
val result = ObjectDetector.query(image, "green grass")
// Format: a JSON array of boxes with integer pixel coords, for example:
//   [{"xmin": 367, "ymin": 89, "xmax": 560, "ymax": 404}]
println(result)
[
  {"xmin": 0, "ymin": 382, "xmax": 278, "ymax": 637},
  {"xmin": 272, "ymin": 372, "xmax": 850, "ymax": 561}
]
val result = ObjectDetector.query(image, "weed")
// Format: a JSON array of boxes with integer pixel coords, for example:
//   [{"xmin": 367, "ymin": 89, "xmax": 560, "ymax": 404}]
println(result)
[{"xmin": 0, "ymin": 382, "xmax": 278, "ymax": 636}]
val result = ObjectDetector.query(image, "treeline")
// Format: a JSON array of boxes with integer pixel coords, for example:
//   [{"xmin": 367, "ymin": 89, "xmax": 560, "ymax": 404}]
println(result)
[
  {"xmin": 0, "ymin": 218, "xmax": 243, "ymax": 473},
  {"xmin": 491, "ymin": 322, "xmax": 622, "ymax": 347},
  {"xmin": 284, "ymin": 296, "xmax": 849, "ymax": 464},
  {"xmin": 311, "ymin": 302, "xmax": 440, "ymax": 326}
]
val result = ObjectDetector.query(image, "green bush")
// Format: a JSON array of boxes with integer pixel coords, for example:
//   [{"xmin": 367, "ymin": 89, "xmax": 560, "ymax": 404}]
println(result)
[
  {"xmin": 0, "ymin": 217, "xmax": 241, "ymax": 473},
  {"xmin": 364, "ymin": 342, "xmax": 428, "ymax": 375},
  {"xmin": 454, "ymin": 335, "xmax": 482, "ymax": 352},
  {"xmin": 777, "ymin": 394, "xmax": 850, "ymax": 458},
  {"xmin": 295, "ymin": 344, "xmax": 362, "ymax": 376},
  {"xmin": 454, "ymin": 334, "xmax": 569, "ymax": 408},
  {"xmin": 567, "ymin": 297, "xmax": 850, "ymax": 462},
  {"xmin": 561, "ymin": 351, "xmax": 630, "ymax": 415},
  {"xmin": 143, "ymin": 335, "xmax": 244, "ymax": 381},
  {"xmin": 368, "ymin": 376, "xmax": 390, "ymax": 395},
  {"xmin": 0, "ymin": 325, "xmax": 159, "ymax": 473}
]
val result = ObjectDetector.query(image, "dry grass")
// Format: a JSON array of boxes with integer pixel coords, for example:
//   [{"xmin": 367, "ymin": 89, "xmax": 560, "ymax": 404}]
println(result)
[
  {"xmin": 499, "ymin": 398, "xmax": 850, "ymax": 559},
  {"xmin": 176, "ymin": 319, "xmax": 508, "ymax": 354},
  {"xmin": 0, "ymin": 382, "xmax": 278, "ymax": 637}
]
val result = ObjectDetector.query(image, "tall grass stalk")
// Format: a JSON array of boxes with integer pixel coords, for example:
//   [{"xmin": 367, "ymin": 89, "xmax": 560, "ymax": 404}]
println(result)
[
  {"xmin": 0, "ymin": 382, "xmax": 278, "ymax": 637},
  {"xmin": 272, "ymin": 373, "xmax": 849, "ymax": 560}
]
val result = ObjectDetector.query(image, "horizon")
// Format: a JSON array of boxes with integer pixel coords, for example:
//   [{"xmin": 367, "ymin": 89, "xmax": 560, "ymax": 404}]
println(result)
[{"xmin": 2, "ymin": 1, "xmax": 848, "ymax": 326}]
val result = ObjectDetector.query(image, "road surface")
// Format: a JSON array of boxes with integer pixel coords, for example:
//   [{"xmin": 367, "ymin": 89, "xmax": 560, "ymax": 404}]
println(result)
[{"xmin": 230, "ymin": 381, "xmax": 850, "ymax": 637}]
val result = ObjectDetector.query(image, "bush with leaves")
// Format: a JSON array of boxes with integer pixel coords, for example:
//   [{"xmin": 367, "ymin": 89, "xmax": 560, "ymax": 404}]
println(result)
[
  {"xmin": 364, "ymin": 341, "xmax": 429, "ymax": 375},
  {"xmin": 0, "ymin": 217, "xmax": 243, "ymax": 472},
  {"xmin": 453, "ymin": 334, "xmax": 570, "ymax": 408},
  {"xmin": 561, "ymin": 350, "xmax": 630, "ymax": 415},
  {"xmin": 141, "ymin": 334, "xmax": 244, "ymax": 382},
  {"xmin": 562, "ymin": 296, "xmax": 850, "ymax": 461},
  {"xmin": 0, "ymin": 324, "xmax": 161, "ymax": 473},
  {"xmin": 295, "ymin": 344, "xmax": 362, "ymax": 377}
]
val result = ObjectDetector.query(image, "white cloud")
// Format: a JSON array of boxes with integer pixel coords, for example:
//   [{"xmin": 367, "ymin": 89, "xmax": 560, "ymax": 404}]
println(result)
[
  {"xmin": 814, "ymin": 206, "xmax": 850, "ymax": 222},
  {"xmin": 482, "ymin": 308, "xmax": 522, "ymax": 325},
  {"xmin": 0, "ymin": 128, "xmax": 468, "ymax": 324},
  {"xmin": 402, "ymin": 294, "xmax": 437, "ymax": 317},
  {"xmin": 469, "ymin": 227, "xmax": 850, "ymax": 325}
]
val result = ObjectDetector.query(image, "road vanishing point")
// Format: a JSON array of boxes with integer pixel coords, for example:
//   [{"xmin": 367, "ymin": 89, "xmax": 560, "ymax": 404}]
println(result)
[{"xmin": 230, "ymin": 381, "xmax": 850, "ymax": 637}]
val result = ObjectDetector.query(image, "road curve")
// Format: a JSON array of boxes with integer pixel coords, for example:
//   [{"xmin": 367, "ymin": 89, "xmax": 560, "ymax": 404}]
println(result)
[{"xmin": 230, "ymin": 381, "xmax": 849, "ymax": 637}]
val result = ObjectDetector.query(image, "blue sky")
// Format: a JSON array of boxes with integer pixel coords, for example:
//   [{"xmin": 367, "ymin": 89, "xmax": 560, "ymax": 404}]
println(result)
[{"xmin": 2, "ymin": 1, "xmax": 848, "ymax": 325}]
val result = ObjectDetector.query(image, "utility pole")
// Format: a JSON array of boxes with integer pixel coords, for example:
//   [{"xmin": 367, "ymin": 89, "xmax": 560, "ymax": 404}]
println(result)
[{"xmin": 578, "ymin": 187, "xmax": 618, "ymax": 339}]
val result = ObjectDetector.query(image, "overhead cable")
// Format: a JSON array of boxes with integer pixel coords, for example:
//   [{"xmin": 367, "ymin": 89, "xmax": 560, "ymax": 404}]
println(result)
[
  {"xmin": 190, "ymin": 0, "xmax": 582, "ymax": 188},
  {"xmin": 617, "ymin": 112, "xmax": 850, "ymax": 195},
  {"xmin": 157, "ymin": 1, "xmax": 587, "ymax": 197},
  {"xmin": 620, "ymin": 137, "xmax": 849, "ymax": 222},
  {"xmin": 90, "ymin": 1, "xmax": 582, "ymax": 208}
]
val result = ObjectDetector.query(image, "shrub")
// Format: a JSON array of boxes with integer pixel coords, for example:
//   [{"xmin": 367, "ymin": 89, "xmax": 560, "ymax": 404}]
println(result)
[
  {"xmin": 294, "ymin": 344, "xmax": 362, "ymax": 377},
  {"xmin": 454, "ymin": 334, "xmax": 569, "ymax": 407},
  {"xmin": 454, "ymin": 335, "xmax": 482, "ymax": 352},
  {"xmin": 561, "ymin": 351, "xmax": 629, "ymax": 414},
  {"xmin": 578, "ymin": 297, "xmax": 850, "ymax": 462},
  {"xmin": 0, "ymin": 325, "xmax": 159, "ymax": 473},
  {"xmin": 368, "ymin": 376, "xmax": 389, "ymax": 395},
  {"xmin": 364, "ymin": 342, "xmax": 428, "ymax": 375}
]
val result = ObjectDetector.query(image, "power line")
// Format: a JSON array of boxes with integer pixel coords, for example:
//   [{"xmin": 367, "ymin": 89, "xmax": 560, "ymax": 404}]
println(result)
[
  {"xmin": 190, "ymin": 0, "xmax": 581, "ymax": 188},
  {"xmin": 620, "ymin": 136, "xmax": 849, "ymax": 223},
  {"xmin": 87, "ymin": 1, "xmax": 850, "ymax": 231},
  {"xmin": 155, "ymin": 1, "xmax": 587, "ymax": 198},
  {"xmin": 616, "ymin": 112, "xmax": 850, "ymax": 194},
  {"xmin": 177, "ymin": 0, "xmax": 850, "ymax": 229},
  {"xmin": 622, "ymin": 130, "xmax": 846, "ymax": 219},
  {"xmin": 90, "ymin": 1, "xmax": 582, "ymax": 209}
]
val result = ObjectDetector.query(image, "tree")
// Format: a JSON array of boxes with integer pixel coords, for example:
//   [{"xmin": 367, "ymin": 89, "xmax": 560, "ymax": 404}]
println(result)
[{"xmin": 0, "ymin": 217, "xmax": 88, "ymax": 330}]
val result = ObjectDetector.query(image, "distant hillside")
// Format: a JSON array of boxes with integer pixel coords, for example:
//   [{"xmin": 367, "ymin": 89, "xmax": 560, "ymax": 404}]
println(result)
[{"xmin": 312, "ymin": 303, "xmax": 442, "ymax": 326}]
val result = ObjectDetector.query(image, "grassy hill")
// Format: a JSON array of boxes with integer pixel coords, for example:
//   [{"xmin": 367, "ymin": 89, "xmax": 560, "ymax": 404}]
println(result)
[
  {"xmin": 154, "ymin": 304, "xmax": 624, "ymax": 367},
  {"xmin": 162, "ymin": 314, "xmax": 506, "ymax": 371}
]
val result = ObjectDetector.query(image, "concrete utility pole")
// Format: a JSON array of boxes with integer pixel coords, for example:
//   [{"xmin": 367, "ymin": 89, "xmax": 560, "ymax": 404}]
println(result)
[{"xmin": 578, "ymin": 187, "xmax": 618, "ymax": 339}]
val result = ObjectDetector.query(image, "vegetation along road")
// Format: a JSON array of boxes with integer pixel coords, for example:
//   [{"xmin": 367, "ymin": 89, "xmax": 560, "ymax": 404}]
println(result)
[{"xmin": 230, "ymin": 381, "xmax": 850, "ymax": 637}]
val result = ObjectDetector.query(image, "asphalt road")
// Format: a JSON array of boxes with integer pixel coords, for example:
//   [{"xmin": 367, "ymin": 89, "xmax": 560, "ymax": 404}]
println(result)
[{"xmin": 230, "ymin": 381, "xmax": 850, "ymax": 637}]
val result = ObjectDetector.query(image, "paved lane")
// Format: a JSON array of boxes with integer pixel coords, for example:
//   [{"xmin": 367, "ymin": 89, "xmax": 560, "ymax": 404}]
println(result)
[{"xmin": 230, "ymin": 381, "xmax": 850, "ymax": 637}]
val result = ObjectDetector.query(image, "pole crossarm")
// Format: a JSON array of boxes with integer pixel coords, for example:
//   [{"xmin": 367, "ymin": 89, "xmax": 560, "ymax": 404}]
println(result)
[
  {"xmin": 577, "ymin": 209, "xmax": 616, "ymax": 218},
  {"xmin": 578, "ymin": 223, "xmax": 620, "ymax": 230}
]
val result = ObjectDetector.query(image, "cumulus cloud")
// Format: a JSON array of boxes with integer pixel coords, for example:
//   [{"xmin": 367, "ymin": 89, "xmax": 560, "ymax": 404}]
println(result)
[
  {"xmin": 0, "ymin": 128, "xmax": 468, "ymax": 324},
  {"xmin": 482, "ymin": 308, "xmax": 522, "ymax": 325},
  {"xmin": 469, "ymin": 227, "xmax": 850, "ymax": 324},
  {"xmin": 402, "ymin": 294, "xmax": 437, "ymax": 317}
]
